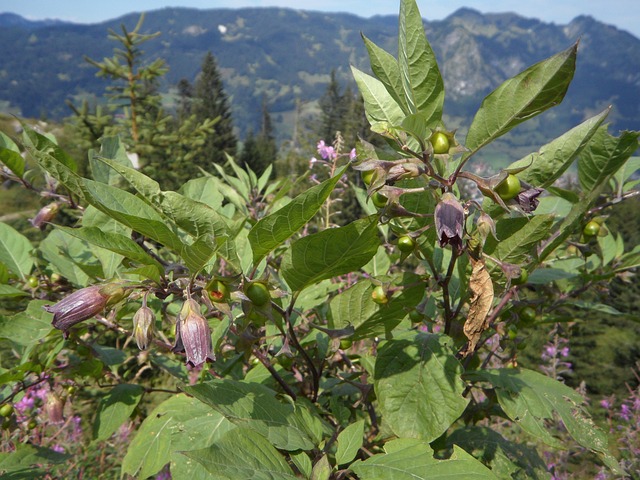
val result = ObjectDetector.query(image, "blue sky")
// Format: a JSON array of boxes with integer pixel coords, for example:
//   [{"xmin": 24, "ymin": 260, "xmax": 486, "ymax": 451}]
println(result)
[{"xmin": 3, "ymin": 0, "xmax": 640, "ymax": 38}]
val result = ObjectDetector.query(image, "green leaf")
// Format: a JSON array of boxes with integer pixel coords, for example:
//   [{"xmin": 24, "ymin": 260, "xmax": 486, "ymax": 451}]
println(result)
[
  {"xmin": 180, "ymin": 177, "xmax": 225, "ymax": 210},
  {"xmin": 57, "ymin": 226, "xmax": 161, "ymax": 272},
  {"xmin": 281, "ymin": 216, "xmax": 380, "ymax": 292},
  {"xmin": 351, "ymin": 443, "xmax": 497, "ymax": 480},
  {"xmin": 466, "ymin": 43, "xmax": 577, "ymax": 154},
  {"xmin": 353, "ymin": 276, "xmax": 424, "ymax": 340},
  {"xmin": 290, "ymin": 451, "xmax": 313, "ymax": 479},
  {"xmin": 447, "ymin": 426, "xmax": 550, "ymax": 480},
  {"xmin": 89, "ymin": 136, "xmax": 134, "ymax": 186},
  {"xmin": 0, "ymin": 132, "xmax": 25, "ymax": 178},
  {"xmin": 352, "ymin": 66, "xmax": 405, "ymax": 127},
  {"xmin": 508, "ymin": 108, "xmax": 610, "ymax": 188},
  {"xmin": 398, "ymin": 0, "xmax": 444, "ymax": 124},
  {"xmin": 93, "ymin": 384, "xmax": 144, "ymax": 442},
  {"xmin": 0, "ymin": 223, "xmax": 33, "ymax": 281},
  {"xmin": 0, "ymin": 300, "xmax": 53, "ymax": 346},
  {"xmin": 374, "ymin": 332, "xmax": 469, "ymax": 442},
  {"xmin": 335, "ymin": 419, "xmax": 365, "ymax": 466},
  {"xmin": 485, "ymin": 215, "xmax": 554, "ymax": 264},
  {"xmin": 22, "ymin": 123, "xmax": 77, "ymax": 172},
  {"xmin": 121, "ymin": 407, "xmax": 173, "ymax": 478},
  {"xmin": 0, "ymin": 284, "xmax": 30, "ymax": 299},
  {"xmin": 311, "ymin": 454, "xmax": 331, "ymax": 480},
  {"xmin": 38, "ymin": 230, "xmax": 92, "ymax": 286},
  {"xmin": 578, "ymin": 127, "xmax": 640, "ymax": 192},
  {"xmin": 362, "ymin": 34, "xmax": 408, "ymax": 113},
  {"xmin": 565, "ymin": 301, "xmax": 622, "ymax": 316},
  {"xmin": 183, "ymin": 428, "xmax": 297, "ymax": 480},
  {"xmin": 329, "ymin": 281, "xmax": 378, "ymax": 331},
  {"xmin": 248, "ymin": 167, "xmax": 347, "ymax": 265},
  {"xmin": 465, "ymin": 368, "xmax": 621, "ymax": 474},
  {"xmin": 82, "ymin": 179, "xmax": 183, "ymax": 252},
  {"xmin": 0, "ymin": 444, "xmax": 69, "ymax": 473},
  {"xmin": 93, "ymin": 153, "xmax": 161, "ymax": 202},
  {"xmin": 184, "ymin": 379, "xmax": 316, "ymax": 451},
  {"xmin": 527, "ymin": 268, "xmax": 577, "ymax": 284}
]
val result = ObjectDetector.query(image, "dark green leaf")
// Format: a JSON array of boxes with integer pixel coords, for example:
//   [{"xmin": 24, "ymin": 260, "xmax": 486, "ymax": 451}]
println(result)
[
  {"xmin": 398, "ymin": 0, "xmax": 444, "ymax": 124},
  {"xmin": 0, "ymin": 132, "xmax": 25, "ymax": 178},
  {"xmin": 183, "ymin": 428, "xmax": 297, "ymax": 480},
  {"xmin": 465, "ymin": 368, "xmax": 621, "ymax": 474},
  {"xmin": 578, "ymin": 127, "xmax": 640, "ymax": 192},
  {"xmin": 374, "ymin": 332, "xmax": 468, "ymax": 442},
  {"xmin": 281, "ymin": 216, "xmax": 380, "ymax": 292},
  {"xmin": 336, "ymin": 419, "xmax": 365, "ymax": 466},
  {"xmin": 248, "ymin": 167, "xmax": 347, "ymax": 265},
  {"xmin": 509, "ymin": 108, "xmax": 610, "ymax": 188},
  {"xmin": 466, "ymin": 43, "xmax": 577, "ymax": 154},
  {"xmin": 362, "ymin": 33, "xmax": 408, "ymax": 113},
  {"xmin": 22, "ymin": 123, "xmax": 77, "ymax": 172},
  {"xmin": 93, "ymin": 384, "xmax": 144, "ymax": 442},
  {"xmin": 485, "ymin": 215, "xmax": 554, "ymax": 264},
  {"xmin": 89, "ymin": 136, "xmax": 134, "ymax": 186},
  {"xmin": 0, "ymin": 300, "xmax": 53, "ymax": 346},
  {"xmin": 0, "ymin": 444, "xmax": 68, "ymax": 473}
]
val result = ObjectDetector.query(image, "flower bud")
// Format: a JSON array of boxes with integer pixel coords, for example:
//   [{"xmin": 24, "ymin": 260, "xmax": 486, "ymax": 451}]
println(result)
[
  {"xmin": 476, "ymin": 212, "xmax": 497, "ymax": 244},
  {"xmin": 30, "ymin": 203, "xmax": 59, "ymax": 230},
  {"xmin": 132, "ymin": 306, "xmax": 155, "ymax": 350},
  {"xmin": 172, "ymin": 299, "xmax": 215, "ymax": 367},
  {"xmin": 44, "ymin": 392, "xmax": 65, "ymax": 424},
  {"xmin": 434, "ymin": 193, "xmax": 465, "ymax": 252},
  {"xmin": 44, "ymin": 285, "xmax": 110, "ymax": 334}
]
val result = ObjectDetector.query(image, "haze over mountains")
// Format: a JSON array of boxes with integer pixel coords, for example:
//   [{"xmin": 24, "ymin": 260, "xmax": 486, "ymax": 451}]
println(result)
[{"xmin": 0, "ymin": 7, "xmax": 638, "ymax": 144}]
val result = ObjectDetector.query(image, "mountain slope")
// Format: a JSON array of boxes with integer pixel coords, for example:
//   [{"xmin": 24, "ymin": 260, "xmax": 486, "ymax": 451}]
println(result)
[{"xmin": 0, "ymin": 7, "xmax": 638, "ymax": 138}]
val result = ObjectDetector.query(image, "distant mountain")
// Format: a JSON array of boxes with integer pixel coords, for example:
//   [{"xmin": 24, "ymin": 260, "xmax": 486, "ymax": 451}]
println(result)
[{"xmin": 0, "ymin": 7, "xmax": 638, "ymax": 144}]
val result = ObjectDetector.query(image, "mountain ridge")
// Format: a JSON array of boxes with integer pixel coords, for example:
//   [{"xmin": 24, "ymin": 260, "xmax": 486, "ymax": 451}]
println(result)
[{"xmin": 0, "ymin": 7, "xmax": 638, "ymax": 142}]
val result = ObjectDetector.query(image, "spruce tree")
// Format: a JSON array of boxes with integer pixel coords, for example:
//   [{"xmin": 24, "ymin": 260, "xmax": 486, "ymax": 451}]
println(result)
[
  {"xmin": 193, "ymin": 52, "xmax": 237, "ymax": 166},
  {"xmin": 239, "ymin": 98, "xmax": 277, "ymax": 177},
  {"xmin": 318, "ymin": 69, "xmax": 345, "ymax": 143}
]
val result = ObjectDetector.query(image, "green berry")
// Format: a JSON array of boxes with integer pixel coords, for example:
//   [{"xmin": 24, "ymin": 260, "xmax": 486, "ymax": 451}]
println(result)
[
  {"xmin": 246, "ymin": 282, "xmax": 270, "ymax": 306},
  {"xmin": 371, "ymin": 192, "xmax": 387, "ymax": 208},
  {"xmin": 495, "ymin": 174, "xmax": 521, "ymax": 201},
  {"xmin": 0, "ymin": 404, "xmax": 13, "ymax": 417},
  {"xmin": 512, "ymin": 268, "xmax": 528, "ymax": 286},
  {"xmin": 361, "ymin": 170, "xmax": 375, "ymax": 186},
  {"xmin": 208, "ymin": 280, "xmax": 229, "ymax": 303},
  {"xmin": 583, "ymin": 221, "xmax": 600, "ymax": 237},
  {"xmin": 371, "ymin": 286, "xmax": 388, "ymax": 305},
  {"xmin": 430, "ymin": 132, "xmax": 450, "ymax": 154},
  {"xmin": 397, "ymin": 235, "xmax": 416, "ymax": 253}
]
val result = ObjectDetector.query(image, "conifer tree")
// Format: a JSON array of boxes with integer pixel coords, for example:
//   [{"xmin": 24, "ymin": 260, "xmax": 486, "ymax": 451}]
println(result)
[
  {"xmin": 318, "ymin": 69, "xmax": 345, "ymax": 143},
  {"xmin": 239, "ymin": 97, "xmax": 276, "ymax": 176},
  {"xmin": 193, "ymin": 52, "xmax": 237, "ymax": 166}
]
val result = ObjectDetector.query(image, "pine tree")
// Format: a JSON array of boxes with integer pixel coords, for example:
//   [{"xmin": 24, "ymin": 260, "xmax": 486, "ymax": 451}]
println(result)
[
  {"xmin": 193, "ymin": 52, "xmax": 237, "ymax": 166},
  {"xmin": 318, "ymin": 69, "xmax": 345, "ymax": 143},
  {"xmin": 239, "ymin": 98, "xmax": 277, "ymax": 177}
]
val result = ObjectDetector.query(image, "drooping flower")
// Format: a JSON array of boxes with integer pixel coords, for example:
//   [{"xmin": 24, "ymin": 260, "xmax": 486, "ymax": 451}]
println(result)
[
  {"xmin": 132, "ymin": 305, "xmax": 155, "ymax": 350},
  {"xmin": 434, "ymin": 193, "xmax": 465, "ymax": 251},
  {"xmin": 172, "ymin": 298, "xmax": 215, "ymax": 367},
  {"xmin": 516, "ymin": 187, "xmax": 544, "ymax": 213},
  {"xmin": 45, "ymin": 285, "xmax": 108, "ymax": 333},
  {"xmin": 29, "ymin": 202, "xmax": 59, "ymax": 230},
  {"xmin": 44, "ymin": 392, "xmax": 65, "ymax": 424}
]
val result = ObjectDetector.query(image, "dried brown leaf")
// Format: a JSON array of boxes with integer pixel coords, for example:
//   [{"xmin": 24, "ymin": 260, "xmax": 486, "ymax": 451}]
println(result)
[{"xmin": 462, "ymin": 257, "xmax": 494, "ymax": 357}]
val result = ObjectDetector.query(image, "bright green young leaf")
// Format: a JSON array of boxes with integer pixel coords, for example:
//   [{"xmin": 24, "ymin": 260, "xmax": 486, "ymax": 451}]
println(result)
[
  {"xmin": 484, "ymin": 215, "xmax": 554, "ymax": 264},
  {"xmin": 93, "ymin": 384, "xmax": 144, "ymax": 442},
  {"xmin": 508, "ymin": 108, "xmax": 610, "ymax": 188},
  {"xmin": 248, "ymin": 166, "xmax": 347, "ymax": 265},
  {"xmin": 362, "ymin": 33, "xmax": 408, "ymax": 113},
  {"xmin": 89, "ymin": 136, "xmax": 134, "ymax": 186},
  {"xmin": 290, "ymin": 451, "xmax": 313, "ymax": 479},
  {"xmin": 465, "ymin": 368, "xmax": 622, "ymax": 474},
  {"xmin": 184, "ymin": 379, "xmax": 316, "ymax": 451},
  {"xmin": 351, "ymin": 443, "xmax": 496, "ymax": 480},
  {"xmin": 466, "ymin": 43, "xmax": 578, "ymax": 154},
  {"xmin": 0, "ymin": 131, "xmax": 25, "ymax": 178},
  {"xmin": 351, "ymin": 66, "xmax": 405, "ymax": 127},
  {"xmin": 281, "ymin": 216, "xmax": 380, "ymax": 292},
  {"xmin": 447, "ymin": 426, "xmax": 549, "ymax": 480},
  {"xmin": 374, "ymin": 332, "xmax": 469, "ymax": 442},
  {"xmin": 578, "ymin": 127, "xmax": 640, "ymax": 192},
  {"xmin": 183, "ymin": 428, "xmax": 298, "ymax": 480},
  {"xmin": 398, "ymin": 0, "xmax": 444, "ymax": 124},
  {"xmin": 335, "ymin": 419, "xmax": 365, "ymax": 466},
  {"xmin": 0, "ymin": 300, "xmax": 53, "ymax": 347},
  {"xmin": 311, "ymin": 454, "xmax": 331, "ymax": 480},
  {"xmin": 0, "ymin": 222, "xmax": 33, "ymax": 280}
]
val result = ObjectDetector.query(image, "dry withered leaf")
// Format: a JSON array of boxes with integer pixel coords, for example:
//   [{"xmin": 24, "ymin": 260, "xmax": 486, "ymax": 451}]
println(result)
[{"xmin": 461, "ymin": 257, "xmax": 494, "ymax": 357}]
